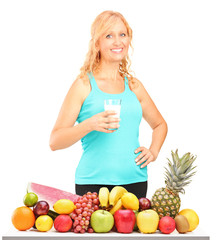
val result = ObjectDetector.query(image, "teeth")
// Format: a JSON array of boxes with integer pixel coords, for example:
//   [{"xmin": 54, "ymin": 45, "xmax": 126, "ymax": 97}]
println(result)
[{"xmin": 111, "ymin": 48, "xmax": 123, "ymax": 52}]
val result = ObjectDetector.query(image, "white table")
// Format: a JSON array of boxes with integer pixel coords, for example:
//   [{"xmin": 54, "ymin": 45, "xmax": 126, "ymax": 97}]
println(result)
[{"xmin": 2, "ymin": 228, "xmax": 210, "ymax": 240}]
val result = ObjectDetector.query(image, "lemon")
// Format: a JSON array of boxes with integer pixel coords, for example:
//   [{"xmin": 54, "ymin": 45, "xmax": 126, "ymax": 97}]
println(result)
[
  {"xmin": 179, "ymin": 209, "xmax": 199, "ymax": 232},
  {"xmin": 53, "ymin": 199, "xmax": 76, "ymax": 214},
  {"xmin": 35, "ymin": 215, "xmax": 53, "ymax": 232},
  {"xmin": 121, "ymin": 192, "xmax": 139, "ymax": 210},
  {"xmin": 23, "ymin": 192, "xmax": 38, "ymax": 207}
]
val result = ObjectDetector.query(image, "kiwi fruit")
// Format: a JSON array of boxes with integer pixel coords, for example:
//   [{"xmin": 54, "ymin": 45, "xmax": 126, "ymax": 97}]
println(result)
[{"xmin": 174, "ymin": 215, "xmax": 190, "ymax": 233}]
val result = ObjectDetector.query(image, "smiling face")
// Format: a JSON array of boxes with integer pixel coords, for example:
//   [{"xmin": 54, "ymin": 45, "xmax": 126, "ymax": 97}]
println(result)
[{"xmin": 97, "ymin": 18, "xmax": 130, "ymax": 64}]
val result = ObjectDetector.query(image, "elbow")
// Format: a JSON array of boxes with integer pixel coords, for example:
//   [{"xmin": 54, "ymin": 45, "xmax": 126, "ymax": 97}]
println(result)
[
  {"xmin": 163, "ymin": 120, "xmax": 168, "ymax": 136},
  {"xmin": 49, "ymin": 142, "xmax": 57, "ymax": 151},
  {"xmin": 49, "ymin": 140, "xmax": 57, "ymax": 151},
  {"xmin": 49, "ymin": 133, "xmax": 58, "ymax": 151}
]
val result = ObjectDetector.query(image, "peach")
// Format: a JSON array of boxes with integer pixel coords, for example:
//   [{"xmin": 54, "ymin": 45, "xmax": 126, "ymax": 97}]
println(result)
[
  {"xmin": 159, "ymin": 216, "xmax": 176, "ymax": 234},
  {"xmin": 54, "ymin": 214, "xmax": 73, "ymax": 232}
]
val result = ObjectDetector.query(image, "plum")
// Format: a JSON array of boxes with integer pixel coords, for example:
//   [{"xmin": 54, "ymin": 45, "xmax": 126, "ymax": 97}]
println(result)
[
  {"xmin": 33, "ymin": 200, "xmax": 49, "ymax": 216},
  {"xmin": 139, "ymin": 197, "xmax": 151, "ymax": 210}
]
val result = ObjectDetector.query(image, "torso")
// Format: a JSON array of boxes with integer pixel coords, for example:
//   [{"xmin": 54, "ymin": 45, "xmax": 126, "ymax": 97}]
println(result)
[{"xmin": 75, "ymin": 72, "xmax": 146, "ymax": 185}]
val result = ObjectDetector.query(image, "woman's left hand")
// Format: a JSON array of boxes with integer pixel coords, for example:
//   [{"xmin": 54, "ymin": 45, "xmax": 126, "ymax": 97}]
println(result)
[{"xmin": 134, "ymin": 147, "xmax": 157, "ymax": 168}]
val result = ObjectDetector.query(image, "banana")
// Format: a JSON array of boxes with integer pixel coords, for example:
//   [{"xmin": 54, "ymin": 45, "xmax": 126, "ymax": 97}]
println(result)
[
  {"xmin": 99, "ymin": 187, "xmax": 109, "ymax": 209},
  {"xmin": 109, "ymin": 186, "xmax": 128, "ymax": 206},
  {"xmin": 109, "ymin": 198, "xmax": 123, "ymax": 215}
]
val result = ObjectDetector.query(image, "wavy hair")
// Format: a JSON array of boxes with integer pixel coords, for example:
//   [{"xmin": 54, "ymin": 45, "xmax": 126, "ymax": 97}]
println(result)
[{"xmin": 78, "ymin": 10, "xmax": 134, "ymax": 81}]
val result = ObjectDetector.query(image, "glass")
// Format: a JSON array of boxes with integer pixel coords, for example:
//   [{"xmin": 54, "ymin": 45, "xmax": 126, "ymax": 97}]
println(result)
[{"xmin": 104, "ymin": 99, "xmax": 121, "ymax": 130}]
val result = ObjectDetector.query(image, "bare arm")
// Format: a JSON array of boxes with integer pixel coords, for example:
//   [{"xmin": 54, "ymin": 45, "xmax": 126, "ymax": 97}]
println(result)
[
  {"xmin": 49, "ymin": 77, "xmax": 120, "ymax": 151},
  {"xmin": 49, "ymin": 78, "xmax": 89, "ymax": 150},
  {"xmin": 130, "ymin": 78, "xmax": 168, "ymax": 167},
  {"xmin": 140, "ymin": 84, "xmax": 168, "ymax": 158}
]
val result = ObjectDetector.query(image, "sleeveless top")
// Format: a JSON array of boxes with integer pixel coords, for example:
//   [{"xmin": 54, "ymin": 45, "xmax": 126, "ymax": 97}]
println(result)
[{"xmin": 75, "ymin": 72, "xmax": 148, "ymax": 185}]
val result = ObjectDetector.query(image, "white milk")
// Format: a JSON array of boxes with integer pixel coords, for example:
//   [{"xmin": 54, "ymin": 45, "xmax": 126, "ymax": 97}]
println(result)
[{"xmin": 104, "ymin": 104, "xmax": 121, "ymax": 118}]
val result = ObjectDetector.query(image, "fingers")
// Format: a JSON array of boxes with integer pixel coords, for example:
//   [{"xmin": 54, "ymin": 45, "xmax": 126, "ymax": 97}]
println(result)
[
  {"xmin": 99, "ymin": 128, "xmax": 116, "ymax": 133},
  {"xmin": 140, "ymin": 155, "xmax": 154, "ymax": 168},
  {"xmin": 134, "ymin": 146, "xmax": 145, "ymax": 154},
  {"xmin": 101, "ymin": 122, "xmax": 120, "ymax": 130},
  {"xmin": 135, "ymin": 148, "xmax": 155, "ymax": 168},
  {"xmin": 102, "ymin": 111, "xmax": 120, "ymax": 131},
  {"xmin": 98, "ymin": 124, "xmax": 118, "ymax": 133},
  {"xmin": 103, "ymin": 110, "xmax": 118, "ymax": 117},
  {"xmin": 93, "ymin": 111, "xmax": 120, "ymax": 133},
  {"xmin": 104, "ymin": 117, "xmax": 120, "ymax": 123}
]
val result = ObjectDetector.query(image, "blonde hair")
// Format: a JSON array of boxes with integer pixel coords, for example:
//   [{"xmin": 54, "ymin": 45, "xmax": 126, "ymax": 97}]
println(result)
[{"xmin": 78, "ymin": 10, "xmax": 134, "ymax": 81}]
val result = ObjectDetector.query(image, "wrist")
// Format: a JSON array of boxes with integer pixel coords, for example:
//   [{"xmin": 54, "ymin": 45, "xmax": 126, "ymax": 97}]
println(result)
[
  {"xmin": 83, "ymin": 117, "xmax": 94, "ymax": 132},
  {"xmin": 149, "ymin": 147, "xmax": 159, "ymax": 160}
]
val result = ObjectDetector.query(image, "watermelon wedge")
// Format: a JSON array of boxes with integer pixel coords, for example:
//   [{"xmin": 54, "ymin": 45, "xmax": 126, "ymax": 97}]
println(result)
[{"xmin": 27, "ymin": 182, "xmax": 80, "ymax": 208}]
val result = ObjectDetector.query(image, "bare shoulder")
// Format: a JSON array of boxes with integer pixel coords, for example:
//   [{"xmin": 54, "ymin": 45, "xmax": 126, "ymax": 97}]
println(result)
[
  {"xmin": 68, "ymin": 75, "xmax": 91, "ymax": 103},
  {"xmin": 128, "ymin": 77, "xmax": 142, "ymax": 89},
  {"xmin": 71, "ymin": 74, "xmax": 91, "ymax": 92},
  {"xmin": 128, "ymin": 77, "xmax": 147, "ymax": 102}
]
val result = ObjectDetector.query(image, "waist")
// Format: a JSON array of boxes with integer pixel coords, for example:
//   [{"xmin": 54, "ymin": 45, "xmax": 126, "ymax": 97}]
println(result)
[{"xmin": 75, "ymin": 143, "xmax": 148, "ymax": 185}]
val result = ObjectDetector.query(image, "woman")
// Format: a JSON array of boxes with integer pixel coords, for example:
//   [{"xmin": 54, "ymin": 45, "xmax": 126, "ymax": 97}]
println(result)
[{"xmin": 49, "ymin": 11, "xmax": 168, "ymax": 198}]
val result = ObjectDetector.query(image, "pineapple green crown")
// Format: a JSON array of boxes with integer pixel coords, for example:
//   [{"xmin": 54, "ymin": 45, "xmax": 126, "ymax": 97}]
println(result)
[{"xmin": 164, "ymin": 149, "xmax": 197, "ymax": 195}]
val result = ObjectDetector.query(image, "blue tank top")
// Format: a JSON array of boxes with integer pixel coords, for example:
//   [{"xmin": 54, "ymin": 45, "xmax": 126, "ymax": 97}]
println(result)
[{"xmin": 75, "ymin": 72, "xmax": 148, "ymax": 185}]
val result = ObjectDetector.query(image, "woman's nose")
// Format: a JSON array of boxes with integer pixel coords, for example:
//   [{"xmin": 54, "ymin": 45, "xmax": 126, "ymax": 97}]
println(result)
[{"xmin": 113, "ymin": 36, "xmax": 122, "ymax": 46}]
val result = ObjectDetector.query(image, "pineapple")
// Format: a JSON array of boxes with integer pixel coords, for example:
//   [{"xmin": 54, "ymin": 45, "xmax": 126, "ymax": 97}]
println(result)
[{"xmin": 151, "ymin": 149, "xmax": 197, "ymax": 219}]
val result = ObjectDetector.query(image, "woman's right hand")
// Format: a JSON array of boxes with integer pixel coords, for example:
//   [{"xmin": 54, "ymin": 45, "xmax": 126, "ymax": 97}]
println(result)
[{"xmin": 88, "ymin": 110, "xmax": 120, "ymax": 133}]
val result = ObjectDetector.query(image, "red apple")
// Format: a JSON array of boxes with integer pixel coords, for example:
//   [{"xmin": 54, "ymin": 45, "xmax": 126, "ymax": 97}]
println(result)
[
  {"xmin": 139, "ymin": 197, "xmax": 151, "ymax": 210},
  {"xmin": 114, "ymin": 209, "xmax": 136, "ymax": 233},
  {"xmin": 159, "ymin": 216, "xmax": 176, "ymax": 234},
  {"xmin": 54, "ymin": 215, "xmax": 73, "ymax": 232}
]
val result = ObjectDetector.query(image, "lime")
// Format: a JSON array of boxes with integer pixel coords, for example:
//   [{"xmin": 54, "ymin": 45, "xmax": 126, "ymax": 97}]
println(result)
[
  {"xmin": 35, "ymin": 215, "xmax": 53, "ymax": 232},
  {"xmin": 23, "ymin": 192, "xmax": 38, "ymax": 207}
]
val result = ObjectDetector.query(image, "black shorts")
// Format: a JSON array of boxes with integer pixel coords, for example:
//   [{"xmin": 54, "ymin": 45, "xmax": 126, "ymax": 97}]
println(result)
[{"xmin": 75, "ymin": 181, "xmax": 147, "ymax": 198}]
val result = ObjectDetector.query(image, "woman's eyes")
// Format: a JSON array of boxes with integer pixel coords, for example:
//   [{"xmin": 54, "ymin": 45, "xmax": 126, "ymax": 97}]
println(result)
[
  {"xmin": 106, "ymin": 33, "xmax": 127, "ymax": 38},
  {"xmin": 106, "ymin": 34, "xmax": 112, "ymax": 39}
]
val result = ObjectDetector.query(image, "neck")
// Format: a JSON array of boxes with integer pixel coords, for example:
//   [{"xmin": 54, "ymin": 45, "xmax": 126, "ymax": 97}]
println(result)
[{"xmin": 94, "ymin": 60, "xmax": 121, "ymax": 81}]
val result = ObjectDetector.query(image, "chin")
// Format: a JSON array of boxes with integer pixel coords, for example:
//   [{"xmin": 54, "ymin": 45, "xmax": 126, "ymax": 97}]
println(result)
[{"xmin": 110, "ymin": 54, "xmax": 126, "ymax": 63}]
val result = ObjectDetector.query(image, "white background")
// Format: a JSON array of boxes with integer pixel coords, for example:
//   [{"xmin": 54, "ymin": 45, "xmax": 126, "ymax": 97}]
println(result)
[{"xmin": 0, "ymin": 0, "xmax": 216, "ymax": 238}]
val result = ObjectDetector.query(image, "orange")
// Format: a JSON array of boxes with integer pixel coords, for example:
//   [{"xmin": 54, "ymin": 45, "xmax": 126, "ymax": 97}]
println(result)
[
  {"xmin": 179, "ymin": 209, "xmax": 199, "ymax": 232},
  {"xmin": 11, "ymin": 206, "xmax": 35, "ymax": 231}
]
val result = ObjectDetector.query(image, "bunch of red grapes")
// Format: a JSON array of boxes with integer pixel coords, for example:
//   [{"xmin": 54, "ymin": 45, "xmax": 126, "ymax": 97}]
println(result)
[{"xmin": 70, "ymin": 191, "xmax": 99, "ymax": 233}]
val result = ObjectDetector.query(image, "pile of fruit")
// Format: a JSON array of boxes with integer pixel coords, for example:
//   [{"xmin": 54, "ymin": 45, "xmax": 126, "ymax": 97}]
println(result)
[
  {"xmin": 11, "ymin": 149, "xmax": 199, "ymax": 234},
  {"xmin": 12, "ymin": 191, "xmax": 100, "ymax": 233}
]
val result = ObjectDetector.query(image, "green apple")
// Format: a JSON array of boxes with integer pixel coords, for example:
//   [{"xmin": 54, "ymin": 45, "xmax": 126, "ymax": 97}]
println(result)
[
  {"xmin": 137, "ymin": 209, "xmax": 159, "ymax": 233},
  {"xmin": 133, "ymin": 210, "xmax": 139, "ymax": 231},
  {"xmin": 90, "ymin": 210, "xmax": 114, "ymax": 233}
]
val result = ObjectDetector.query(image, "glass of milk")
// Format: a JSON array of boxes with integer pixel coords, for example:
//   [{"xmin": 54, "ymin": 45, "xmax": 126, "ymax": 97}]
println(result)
[{"xmin": 104, "ymin": 99, "xmax": 121, "ymax": 130}]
